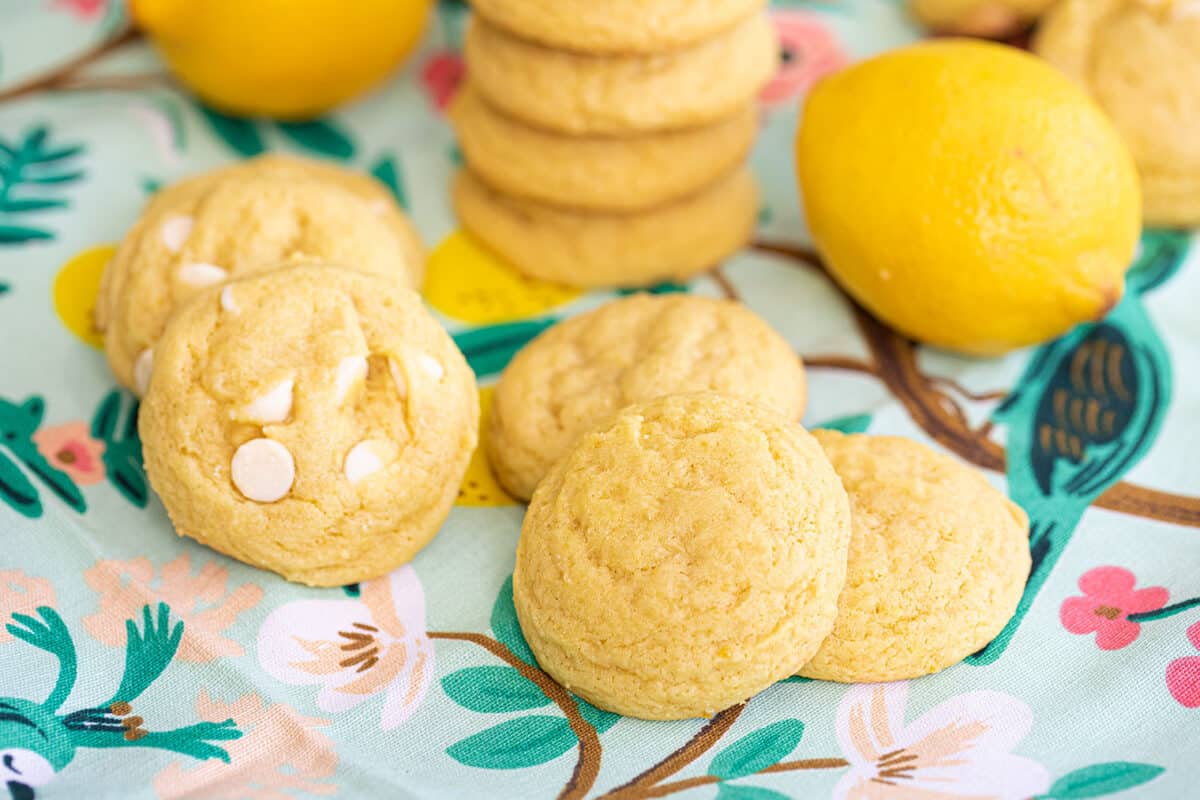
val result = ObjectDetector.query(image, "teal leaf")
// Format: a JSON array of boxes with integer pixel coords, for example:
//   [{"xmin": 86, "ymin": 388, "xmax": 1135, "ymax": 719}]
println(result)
[
  {"xmin": 370, "ymin": 156, "xmax": 408, "ymax": 210},
  {"xmin": 617, "ymin": 282, "xmax": 688, "ymax": 296},
  {"xmin": 1043, "ymin": 762, "xmax": 1165, "ymax": 799},
  {"xmin": 343, "ymin": 583, "xmax": 361, "ymax": 597},
  {"xmin": 24, "ymin": 171, "xmax": 84, "ymax": 185},
  {"xmin": 199, "ymin": 106, "xmax": 265, "ymax": 158},
  {"xmin": 90, "ymin": 391, "xmax": 120, "ymax": 440},
  {"xmin": 446, "ymin": 715, "xmax": 576, "ymax": 769},
  {"xmin": 443, "ymin": 666, "xmax": 550, "ymax": 713},
  {"xmin": 490, "ymin": 575, "xmax": 536, "ymax": 666},
  {"xmin": 779, "ymin": 675, "xmax": 812, "ymax": 684},
  {"xmin": 717, "ymin": 785, "xmax": 792, "ymax": 800},
  {"xmin": 12, "ymin": 440, "xmax": 86, "ymax": 513},
  {"xmin": 0, "ymin": 451, "xmax": 41, "ymax": 518},
  {"xmin": 276, "ymin": 119, "xmax": 355, "ymax": 160},
  {"xmin": 816, "ymin": 413, "xmax": 871, "ymax": 434},
  {"xmin": 92, "ymin": 391, "xmax": 147, "ymax": 508},
  {"xmin": 454, "ymin": 319, "xmax": 558, "ymax": 378},
  {"xmin": 0, "ymin": 283, "xmax": 9, "ymax": 296},
  {"xmin": 576, "ymin": 698, "xmax": 619, "ymax": 733},
  {"xmin": 142, "ymin": 177, "xmax": 163, "ymax": 195},
  {"xmin": 26, "ymin": 144, "xmax": 84, "ymax": 164},
  {"xmin": 708, "ymin": 720, "xmax": 805, "ymax": 781},
  {"xmin": 0, "ymin": 225, "xmax": 53, "ymax": 244},
  {"xmin": 1, "ymin": 197, "xmax": 68, "ymax": 213}
]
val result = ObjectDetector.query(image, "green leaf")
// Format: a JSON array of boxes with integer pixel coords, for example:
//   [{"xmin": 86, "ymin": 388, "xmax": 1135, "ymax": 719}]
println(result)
[
  {"xmin": 0, "ymin": 283, "xmax": 9, "ymax": 296},
  {"xmin": 446, "ymin": 715, "xmax": 576, "ymax": 769},
  {"xmin": 708, "ymin": 719, "xmax": 804, "ymax": 781},
  {"xmin": 779, "ymin": 675, "xmax": 812, "ymax": 684},
  {"xmin": 576, "ymin": 697, "xmax": 619, "ymax": 733},
  {"xmin": 342, "ymin": 583, "xmax": 361, "ymax": 597},
  {"xmin": 276, "ymin": 119, "xmax": 355, "ymax": 160},
  {"xmin": 370, "ymin": 156, "xmax": 408, "ymax": 210},
  {"xmin": 0, "ymin": 224, "xmax": 53, "ymax": 245},
  {"xmin": 12, "ymin": 441, "xmax": 86, "ymax": 513},
  {"xmin": 1044, "ymin": 763, "xmax": 1164, "ymax": 799},
  {"xmin": 0, "ymin": 197, "xmax": 68, "ymax": 214},
  {"xmin": 717, "ymin": 785, "xmax": 792, "ymax": 800},
  {"xmin": 199, "ymin": 106, "xmax": 266, "ymax": 158},
  {"xmin": 91, "ymin": 391, "xmax": 121, "ymax": 440},
  {"xmin": 443, "ymin": 666, "xmax": 550, "ymax": 713},
  {"xmin": 0, "ymin": 452, "xmax": 41, "ymax": 518},
  {"xmin": 817, "ymin": 414, "xmax": 871, "ymax": 434},
  {"xmin": 26, "ymin": 144, "xmax": 84, "ymax": 164},
  {"xmin": 490, "ymin": 575, "xmax": 536, "ymax": 666},
  {"xmin": 108, "ymin": 456, "xmax": 148, "ymax": 508},
  {"xmin": 454, "ymin": 319, "xmax": 558, "ymax": 378},
  {"xmin": 24, "ymin": 171, "xmax": 84, "ymax": 185},
  {"xmin": 20, "ymin": 126, "xmax": 49, "ymax": 155}
]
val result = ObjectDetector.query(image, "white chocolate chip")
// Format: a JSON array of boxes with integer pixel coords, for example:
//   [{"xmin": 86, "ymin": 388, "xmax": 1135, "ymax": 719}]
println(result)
[
  {"xmin": 239, "ymin": 378, "xmax": 294, "ymax": 424},
  {"xmin": 418, "ymin": 354, "xmax": 444, "ymax": 381},
  {"xmin": 134, "ymin": 349, "xmax": 154, "ymax": 395},
  {"xmin": 178, "ymin": 262, "xmax": 229, "ymax": 288},
  {"xmin": 344, "ymin": 441, "xmax": 384, "ymax": 485},
  {"xmin": 231, "ymin": 438, "xmax": 295, "ymax": 503},
  {"xmin": 335, "ymin": 355, "xmax": 368, "ymax": 402},
  {"xmin": 388, "ymin": 358, "xmax": 407, "ymax": 399},
  {"xmin": 369, "ymin": 200, "xmax": 390, "ymax": 215},
  {"xmin": 220, "ymin": 285, "xmax": 239, "ymax": 312},
  {"xmin": 160, "ymin": 214, "xmax": 193, "ymax": 253}
]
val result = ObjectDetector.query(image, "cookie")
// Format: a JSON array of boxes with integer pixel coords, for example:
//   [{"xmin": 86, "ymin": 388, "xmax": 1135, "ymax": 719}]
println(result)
[
  {"xmin": 488, "ymin": 294, "xmax": 807, "ymax": 500},
  {"xmin": 470, "ymin": 0, "xmax": 766, "ymax": 54},
  {"xmin": 1034, "ymin": 0, "xmax": 1200, "ymax": 226},
  {"xmin": 139, "ymin": 265, "xmax": 478, "ymax": 587},
  {"xmin": 465, "ymin": 14, "xmax": 777, "ymax": 135},
  {"xmin": 97, "ymin": 155, "xmax": 425, "ymax": 395},
  {"xmin": 452, "ymin": 167, "xmax": 758, "ymax": 288},
  {"xmin": 799, "ymin": 431, "xmax": 1030, "ymax": 683},
  {"xmin": 451, "ymin": 84, "xmax": 758, "ymax": 212},
  {"xmin": 513, "ymin": 393, "xmax": 851, "ymax": 720},
  {"xmin": 910, "ymin": 0, "xmax": 1055, "ymax": 36}
]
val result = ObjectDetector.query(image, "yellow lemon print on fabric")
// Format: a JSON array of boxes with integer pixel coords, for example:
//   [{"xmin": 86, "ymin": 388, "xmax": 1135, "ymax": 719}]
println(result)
[
  {"xmin": 458, "ymin": 387, "xmax": 518, "ymax": 507},
  {"xmin": 424, "ymin": 231, "xmax": 580, "ymax": 324},
  {"xmin": 54, "ymin": 244, "xmax": 115, "ymax": 349}
]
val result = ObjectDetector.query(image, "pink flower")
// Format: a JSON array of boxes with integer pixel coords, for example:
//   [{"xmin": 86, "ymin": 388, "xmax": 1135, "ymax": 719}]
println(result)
[
  {"xmin": 53, "ymin": 0, "xmax": 107, "ymax": 19},
  {"xmin": 1167, "ymin": 622, "xmax": 1200, "ymax": 708},
  {"xmin": 761, "ymin": 12, "xmax": 848, "ymax": 107},
  {"xmin": 421, "ymin": 52, "xmax": 465, "ymax": 112},
  {"xmin": 32, "ymin": 421, "xmax": 106, "ymax": 486},
  {"xmin": 1060, "ymin": 566, "xmax": 1168, "ymax": 650},
  {"xmin": 0, "ymin": 571, "xmax": 56, "ymax": 644}
]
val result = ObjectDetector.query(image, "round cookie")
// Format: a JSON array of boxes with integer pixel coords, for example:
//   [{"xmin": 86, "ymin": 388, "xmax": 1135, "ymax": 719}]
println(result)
[
  {"xmin": 799, "ymin": 431, "xmax": 1031, "ymax": 683},
  {"xmin": 513, "ymin": 393, "xmax": 852, "ymax": 720},
  {"xmin": 97, "ymin": 155, "xmax": 425, "ymax": 395},
  {"xmin": 139, "ymin": 265, "xmax": 478, "ymax": 587},
  {"xmin": 470, "ymin": 0, "xmax": 766, "ymax": 54},
  {"xmin": 1035, "ymin": 0, "xmax": 1200, "ymax": 226},
  {"xmin": 488, "ymin": 294, "xmax": 807, "ymax": 500},
  {"xmin": 910, "ymin": 0, "xmax": 1055, "ymax": 37},
  {"xmin": 451, "ymin": 84, "xmax": 758, "ymax": 212},
  {"xmin": 465, "ymin": 14, "xmax": 777, "ymax": 135},
  {"xmin": 452, "ymin": 168, "xmax": 758, "ymax": 288}
]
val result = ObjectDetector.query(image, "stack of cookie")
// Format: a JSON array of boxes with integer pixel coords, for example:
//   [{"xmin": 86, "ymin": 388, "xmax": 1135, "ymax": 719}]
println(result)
[{"xmin": 451, "ymin": 0, "xmax": 777, "ymax": 289}]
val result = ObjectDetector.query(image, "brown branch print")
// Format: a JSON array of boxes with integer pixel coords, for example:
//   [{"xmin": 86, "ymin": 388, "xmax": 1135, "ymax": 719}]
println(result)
[
  {"xmin": 428, "ymin": 632, "xmax": 603, "ymax": 800},
  {"xmin": 0, "ymin": 27, "xmax": 143, "ymax": 104},
  {"xmin": 613, "ymin": 757, "xmax": 851, "ymax": 799}
]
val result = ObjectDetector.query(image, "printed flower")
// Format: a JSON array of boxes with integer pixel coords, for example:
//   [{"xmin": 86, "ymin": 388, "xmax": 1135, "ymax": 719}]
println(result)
[
  {"xmin": 257, "ymin": 566, "xmax": 433, "ymax": 729},
  {"xmin": 421, "ymin": 51, "xmax": 465, "ymax": 112},
  {"xmin": 761, "ymin": 12, "xmax": 848, "ymax": 107},
  {"xmin": 154, "ymin": 690, "xmax": 336, "ymax": 799},
  {"xmin": 833, "ymin": 682, "xmax": 1049, "ymax": 799},
  {"xmin": 1060, "ymin": 566, "xmax": 1168, "ymax": 650},
  {"xmin": 32, "ymin": 422, "xmax": 106, "ymax": 486},
  {"xmin": 54, "ymin": 0, "xmax": 107, "ymax": 19},
  {"xmin": 1167, "ymin": 621, "xmax": 1200, "ymax": 708},
  {"xmin": 84, "ymin": 554, "xmax": 263, "ymax": 662},
  {"xmin": 0, "ymin": 571, "xmax": 56, "ymax": 644}
]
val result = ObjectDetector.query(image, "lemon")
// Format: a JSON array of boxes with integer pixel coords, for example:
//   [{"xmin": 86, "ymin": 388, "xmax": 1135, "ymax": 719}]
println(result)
[
  {"xmin": 132, "ymin": 0, "xmax": 433, "ymax": 118},
  {"xmin": 797, "ymin": 40, "xmax": 1142, "ymax": 356},
  {"xmin": 54, "ymin": 244, "xmax": 116, "ymax": 350},
  {"xmin": 457, "ymin": 387, "xmax": 518, "ymax": 508}
]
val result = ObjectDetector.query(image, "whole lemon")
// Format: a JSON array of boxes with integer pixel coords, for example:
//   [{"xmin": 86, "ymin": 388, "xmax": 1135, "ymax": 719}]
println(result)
[
  {"xmin": 133, "ymin": 0, "xmax": 433, "ymax": 119},
  {"xmin": 797, "ymin": 40, "xmax": 1142, "ymax": 355}
]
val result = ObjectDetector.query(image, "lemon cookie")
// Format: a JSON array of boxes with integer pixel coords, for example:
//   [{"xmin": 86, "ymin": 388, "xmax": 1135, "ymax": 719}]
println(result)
[
  {"xmin": 97, "ymin": 155, "xmax": 425, "ymax": 395},
  {"xmin": 513, "ymin": 393, "xmax": 851, "ymax": 720},
  {"xmin": 465, "ymin": 14, "xmax": 777, "ymax": 135},
  {"xmin": 799, "ymin": 431, "xmax": 1030, "ymax": 683},
  {"xmin": 910, "ymin": 0, "xmax": 1054, "ymax": 36},
  {"xmin": 488, "ymin": 294, "xmax": 806, "ymax": 500},
  {"xmin": 451, "ymin": 84, "xmax": 758, "ymax": 212},
  {"xmin": 470, "ymin": 0, "xmax": 765, "ymax": 54},
  {"xmin": 453, "ymin": 168, "xmax": 757, "ymax": 288},
  {"xmin": 140, "ymin": 265, "xmax": 478, "ymax": 587},
  {"xmin": 1035, "ymin": 0, "xmax": 1200, "ymax": 227}
]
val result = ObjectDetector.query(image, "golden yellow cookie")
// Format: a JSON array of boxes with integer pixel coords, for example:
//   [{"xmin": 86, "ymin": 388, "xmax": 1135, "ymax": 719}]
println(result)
[
  {"xmin": 1035, "ymin": 0, "xmax": 1200, "ymax": 227},
  {"xmin": 469, "ymin": 0, "xmax": 765, "ymax": 54},
  {"xmin": 452, "ymin": 168, "xmax": 758, "ymax": 288},
  {"xmin": 514, "ymin": 393, "xmax": 851, "ymax": 720},
  {"xmin": 910, "ymin": 0, "xmax": 1055, "ymax": 36},
  {"xmin": 488, "ymin": 294, "xmax": 807, "ymax": 500},
  {"xmin": 799, "ymin": 431, "xmax": 1030, "ymax": 683},
  {"xmin": 97, "ymin": 155, "xmax": 425, "ymax": 395},
  {"xmin": 465, "ymin": 14, "xmax": 777, "ymax": 134},
  {"xmin": 140, "ymin": 265, "xmax": 478, "ymax": 587},
  {"xmin": 451, "ymin": 84, "xmax": 758, "ymax": 212}
]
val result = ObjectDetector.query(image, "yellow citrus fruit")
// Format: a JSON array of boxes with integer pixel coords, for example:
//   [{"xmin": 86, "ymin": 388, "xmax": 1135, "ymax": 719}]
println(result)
[
  {"xmin": 797, "ymin": 40, "xmax": 1142, "ymax": 355},
  {"xmin": 424, "ymin": 231, "xmax": 580, "ymax": 325},
  {"xmin": 54, "ymin": 244, "xmax": 115, "ymax": 350},
  {"xmin": 132, "ymin": 0, "xmax": 433, "ymax": 118},
  {"xmin": 458, "ymin": 387, "xmax": 518, "ymax": 508}
]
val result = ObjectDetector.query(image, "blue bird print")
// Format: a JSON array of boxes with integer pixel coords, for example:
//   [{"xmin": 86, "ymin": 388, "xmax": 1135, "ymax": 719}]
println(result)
[{"xmin": 969, "ymin": 229, "xmax": 1192, "ymax": 665}]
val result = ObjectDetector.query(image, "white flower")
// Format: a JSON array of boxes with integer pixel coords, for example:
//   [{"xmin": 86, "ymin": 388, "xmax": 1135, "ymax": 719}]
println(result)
[
  {"xmin": 833, "ymin": 682, "xmax": 1050, "ymax": 799},
  {"xmin": 256, "ymin": 567, "xmax": 433, "ymax": 729}
]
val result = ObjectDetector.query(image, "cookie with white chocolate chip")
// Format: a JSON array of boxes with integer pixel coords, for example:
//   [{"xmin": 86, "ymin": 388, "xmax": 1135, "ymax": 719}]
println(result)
[
  {"xmin": 96, "ymin": 154, "xmax": 425, "ymax": 396},
  {"xmin": 139, "ymin": 265, "xmax": 478, "ymax": 587}
]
